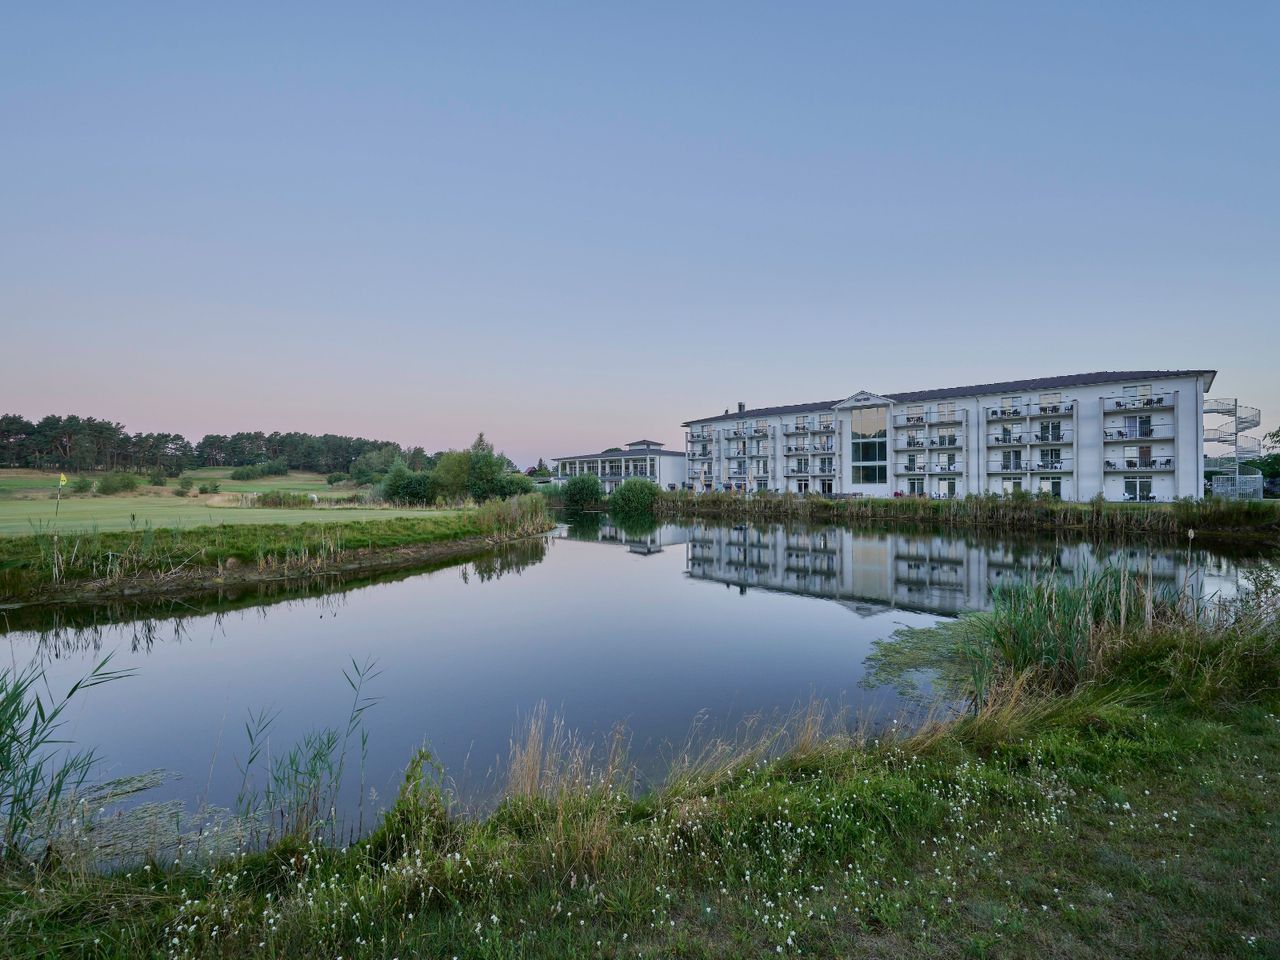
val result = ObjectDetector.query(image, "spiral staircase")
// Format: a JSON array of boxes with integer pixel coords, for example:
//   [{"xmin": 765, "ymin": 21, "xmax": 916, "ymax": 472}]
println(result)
[{"xmin": 1204, "ymin": 398, "xmax": 1265, "ymax": 499}]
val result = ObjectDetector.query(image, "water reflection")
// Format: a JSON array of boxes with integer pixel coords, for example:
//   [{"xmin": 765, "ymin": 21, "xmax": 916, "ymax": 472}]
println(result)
[{"xmin": 680, "ymin": 522, "xmax": 1242, "ymax": 616}]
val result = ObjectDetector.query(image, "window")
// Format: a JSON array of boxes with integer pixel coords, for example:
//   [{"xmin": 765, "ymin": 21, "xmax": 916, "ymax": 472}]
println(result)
[
  {"xmin": 1039, "ymin": 392, "xmax": 1062, "ymax": 405},
  {"xmin": 795, "ymin": 457, "xmax": 809, "ymax": 473},
  {"xmin": 906, "ymin": 453, "xmax": 920, "ymax": 470},
  {"xmin": 820, "ymin": 478, "xmax": 834, "ymax": 495},
  {"xmin": 854, "ymin": 465, "xmax": 888, "ymax": 483},
  {"xmin": 1001, "ymin": 451, "xmax": 1022, "ymax": 470},
  {"xmin": 1039, "ymin": 477, "xmax": 1062, "ymax": 498},
  {"xmin": 1001, "ymin": 396, "xmax": 1021, "ymax": 411},
  {"xmin": 1124, "ymin": 476, "xmax": 1153, "ymax": 501},
  {"xmin": 941, "ymin": 452, "xmax": 957, "ymax": 470},
  {"xmin": 1124, "ymin": 415, "xmax": 1152, "ymax": 439},
  {"xmin": 754, "ymin": 458, "xmax": 768, "ymax": 475},
  {"xmin": 937, "ymin": 401, "xmax": 957, "ymax": 420},
  {"xmin": 1002, "ymin": 477, "xmax": 1023, "ymax": 495},
  {"xmin": 818, "ymin": 413, "xmax": 833, "ymax": 428},
  {"xmin": 940, "ymin": 478, "xmax": 957, "ymax": 498},
  {"xmin": 756, "ymin": 419, "xmax": 768, "ymax": 432},
  {"xmin": 819, "ymin": 457, "xmax": 834, "ymax": 474},
  {"xmin": 796, "ymin": 479, "xmax": 809, "ymax": 494},
  {"xmin": 907, "ymin": 477, "xmax": 924, "ymax": 495},
  {"xmin": 849, "ymin": 407, "xmax": 888, "ymax": 485},
  {"xmin": 1038, "ymin": 421, "xmax": 1063, "ymax": 442},
  {"xmin": 1123, "ymin": 384, "xmax": 1152, "ymax": 399},
  {"xmin": 794, "ymin": 415, "xmax": 810, "ymax": 430},
  {"xmin": 756, "ymin": 480, "xmax": 768, "ymax": 492},
  {"xmin": 937, "ymin": 428, "xmax": 957, "ymax": 446}
]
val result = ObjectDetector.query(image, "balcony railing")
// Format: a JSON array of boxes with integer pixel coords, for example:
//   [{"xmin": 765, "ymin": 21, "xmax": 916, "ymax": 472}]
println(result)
[
  {"xmin": 986, "ymin": 407, "xmax": 1026, "ymax": 420},
  {"xmin": 1105, "ymin": 458, "xmax": 1175, "ymax": 471},
  {"xmin": 1103, "ymin": 393, "xmax": 1175, "ymax": 412},
  {"xmin": 812, "ymin": 464, "xmax": 836, "ymax": 475},
  {"xmin": 812, "ymin": 422, "xmax": 837, "ymax": 433},
  {"xmin": 987, "ymin": 434, "xmax": 1026, "ymax": 446},
  {"xmin": 895, "ymin": 463, "xmax": 927, "ymax": 474},
  {"xmin": 784, "ymin": 468, "xmax": 811, "ymax": 477},
  {"xmin": 928, "ymin": 435, "xmax": 962, "ymax": 448},
  {"xmin": 1029, "ymin": 430, "xmax": 1073, "ymax": 444},
  {"xmin": 895, "ymin": 437, "xmax": 928, "ymax": 449},
  {"xmin": 783, "ymin": 424, "xmax": 812, "ymax": 435},
  {"xmin": 752, "ymin": 427, "xmax": 770, "ymax": 437},
  {"xmin": 1030, "ymin": 458, "xmax": 1073, "ymax": 472},
  {"xmin": 893, "ymin": 410, "xmax": 965, "ymax": 427},
  {"xmin": 1030, "ymin": 402, "xmax": 1075, "ymax": 417},
  {"xmin": 932, "ymin": 463, "xmax": 963, "ymax": 474},
  {"xmin": 987, "ymin": 460, "xmax": 1028, "ymax": 472},
  {"xmin": 1103, "ymin": 425, "xmax": 1174, "ymax": 441}
]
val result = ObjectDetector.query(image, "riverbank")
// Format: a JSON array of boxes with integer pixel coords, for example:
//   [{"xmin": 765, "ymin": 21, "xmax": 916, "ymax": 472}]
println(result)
[
  {"xmin": 2, "ymin": 565, "xmax": 1276, "ymax": 958},
  {"xmin": 0, "ymin": 494, "xmax": 554, "ymax": 606},
  {"xmin": 657, "ymin": 490, "xmax": 1280, "ymax": 541}
]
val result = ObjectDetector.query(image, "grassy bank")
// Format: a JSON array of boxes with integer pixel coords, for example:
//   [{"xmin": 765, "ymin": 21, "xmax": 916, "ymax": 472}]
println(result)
[
  {"xmin": 657, "ymin": 490, "xmax": 1280, "ymax": 540},
  {"xmin": 1, "ymin": 565, "xmax": 1276, "ymax": 958},
  {"xmin": 0, "ymin": 494, "xmax": 554, "ymax": 603}
]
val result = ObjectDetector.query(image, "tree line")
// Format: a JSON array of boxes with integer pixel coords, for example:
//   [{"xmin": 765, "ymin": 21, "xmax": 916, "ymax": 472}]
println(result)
[{"xmin": 0, "ymin": 413, "xmax": 478, "ymax": 477}]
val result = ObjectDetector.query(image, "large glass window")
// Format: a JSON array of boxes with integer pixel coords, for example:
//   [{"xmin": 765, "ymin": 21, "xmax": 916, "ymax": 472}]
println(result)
[{"xmin": 849, "ymin": 407, "xmax": 888, "ymax": 484}]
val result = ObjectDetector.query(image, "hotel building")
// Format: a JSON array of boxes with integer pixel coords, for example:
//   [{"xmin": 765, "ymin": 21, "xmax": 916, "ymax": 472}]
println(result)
[
  {"xmin": 552, "ymin": 440, "xmax": 687, "ymax": 494},
  {"xmin": 683, "ymin": 370, "xmax": 1214, "ymax": 502}
]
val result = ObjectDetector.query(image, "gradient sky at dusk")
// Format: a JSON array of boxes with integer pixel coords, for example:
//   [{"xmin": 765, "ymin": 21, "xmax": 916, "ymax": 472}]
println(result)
[{"xmin": 3, "ymin": 3, "xmax": 1277, "ymax": 466}]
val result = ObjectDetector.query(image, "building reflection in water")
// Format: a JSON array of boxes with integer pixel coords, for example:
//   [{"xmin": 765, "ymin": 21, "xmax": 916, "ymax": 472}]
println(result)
[{"xmin": 684, "ymin": 523, "xmax": 1241, "ymax": 616}]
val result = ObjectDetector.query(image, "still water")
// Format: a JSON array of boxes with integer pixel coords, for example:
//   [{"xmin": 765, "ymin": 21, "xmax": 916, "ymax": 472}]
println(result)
[{"xmin": 4, "ymin": 518, "xmax": 1252, "ymax": 820}]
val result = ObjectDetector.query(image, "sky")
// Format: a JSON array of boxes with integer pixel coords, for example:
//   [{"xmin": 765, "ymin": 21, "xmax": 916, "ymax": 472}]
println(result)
[{"xmin": 2, "ymin": 2, "xmax": 1277, "ymax": 467}]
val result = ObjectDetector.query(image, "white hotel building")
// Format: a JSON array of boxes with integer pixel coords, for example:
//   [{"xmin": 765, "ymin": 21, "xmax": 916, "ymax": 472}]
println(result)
[
  {"xmin": 553, "ymin": 440, "xmax": 687, "ymax": 494},
  {"xmin": 683, "ymin": 370, "xmax": 1215, "ymax": 502}
]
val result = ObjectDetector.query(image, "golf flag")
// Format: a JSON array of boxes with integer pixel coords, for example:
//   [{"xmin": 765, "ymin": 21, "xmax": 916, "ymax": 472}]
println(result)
[{"xmin": 59, "ymin": 473, "xmax": 68, "ymax": 486}]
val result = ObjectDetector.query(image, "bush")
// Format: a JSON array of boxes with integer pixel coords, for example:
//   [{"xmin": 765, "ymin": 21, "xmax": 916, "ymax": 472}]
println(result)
[
  {"xmin": 229, "ymin": 458, "xmax": 289, "ymax": 481},
  {"xmin": 326, "ymin": 472, "xmax": 349, "ymax": 485},
  {"xmin": 197, "ymin": 481, "xmax": 221, "ymax": 495},
  {"xmin": 255, "ymin": 491, "xmax": 314, "ymax": 508},
  {"xmin": 382, "ymin": 459, "xmax": 437, "ymax": 505},
  {"xmin": 609, "ymin": 478, "xmax": 660, "ymax": 517},
  {"xmin": 563, "ymin": 474, "xmax": 603, "ymax": 515},
  {"xmin": 70, "ymin": 476, "xmax": 93, "ymax": 495},
  {"xmin": 496, "ymin": 472, "xmax": 535, "ymax": 498},
  {"xmin": 171, "ymin": 485, "xmax": 190, "ymax": 497},
  {"xmin": 95, "ymin": 471, "xmax": 140, "ymax": 495},
  {"xmin": 147, "ymin": 469, "xmax": 167, "ymax": 486}
]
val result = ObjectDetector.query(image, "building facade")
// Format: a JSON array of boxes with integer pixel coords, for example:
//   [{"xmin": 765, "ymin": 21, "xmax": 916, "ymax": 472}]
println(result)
[
  {"xmin": 552, "ymin": 440, "xmax": 687, "ymax": 494},
  {"xmin": 683, "ymin": 370, "xmax": 1215, "ymax": 502}
]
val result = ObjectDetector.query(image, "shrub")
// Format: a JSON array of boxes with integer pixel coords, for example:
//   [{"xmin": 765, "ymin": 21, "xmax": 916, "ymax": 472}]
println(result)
[
  {"xmin": 178, "ymin": 477, "xmax": 194, "ymax": 492},
  {"xmin": 147, "ymin": 469, "xmax": 167, "ymax": 486},
  {"xmin": 171, "ymin": 485, "xmax": 189, "ymax": 497},
  {"xmin": 496, "ymin": 472, "xmax": 535, "ymax": 498},
  {"xmin": 229, "ymin": 458, "xmax": 289, "ymax": 481},
  {"xmin": 609, "ymin": 478, "xmax": 660, "ymax": 517},
  {"xmin": 197, "ymin": 481, "xmax": 221, "ymax": 494},
  {"xmin": 95, "ymin": 471, "xmax": 141, "ymax": 495},
  {"xmin": 563, "ymin": 474, "xmax": 603, "ymax": 515},
  {"xmin": 382, "ymin": 459, "xmax": 437, "ymax": 505},
  {"xmin": 326, "ymin": 472, "xmax": 349, "ymax": 485},
  {"xmin": 70, "ymin": 475, "xmax": 93, "ymax": 495},
  {"xmin": 255, "ymin": 491, "xmax": 314, "ymax": 508}
]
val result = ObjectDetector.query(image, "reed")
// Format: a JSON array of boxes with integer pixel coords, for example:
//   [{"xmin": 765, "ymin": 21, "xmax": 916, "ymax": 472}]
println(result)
[{"xmin": 656, "ymin": 489, "xmax": 1280, "ymax": 537}]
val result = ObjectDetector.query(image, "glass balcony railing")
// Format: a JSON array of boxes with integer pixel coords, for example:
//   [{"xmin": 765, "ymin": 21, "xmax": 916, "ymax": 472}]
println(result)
[
  {"xmin": 1102, "ymin": 425, "xmax": 1174, "ymax": 441},
  {"xmin": 1105, "ymin": 457, "xmax": 1175, "ymax": 471},
  {"xmin": 1103, "ymin": 393, "xmax": 1176, "ymax": 412}
]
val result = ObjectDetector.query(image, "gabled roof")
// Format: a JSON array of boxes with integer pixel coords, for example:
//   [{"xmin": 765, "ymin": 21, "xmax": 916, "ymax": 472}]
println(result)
[
  {"xmin": 625, "ymin": 439, "xmax": 665, "ymax": 447},
  {"xmin": 682, "ymin": 370, "xmax": 1216, "ymax": 425},
  {"xmin": 553, "ymin": 448, "xmax": 686, "ymax": 461}
]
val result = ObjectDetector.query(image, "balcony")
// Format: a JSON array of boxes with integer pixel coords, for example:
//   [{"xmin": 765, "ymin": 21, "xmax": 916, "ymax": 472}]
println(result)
[
  {"xmin": 785, "ymin": 443, "xmax": 811, "ymax": 454},
  {"xmin": 751, "ymin": 426, "xmax": 771, "ymax": 437},
  {"xmin": 784, "ymin": 468, "xmax": 811, "ymax": 477},
  {"xmin": 812, "ymin": 463, "xmax": 836, "ymax": 475},
  {"xmin": 1105, "ymin": 457, "xmax": 1175, "ymax": 471},
  {"xmin": 1029, "ymin": 429, "xmax": 1073, "ymax": 444},
  {"xmin": 987, "ymin": 434, "xmax": 1026, "ymax": 446},
  {"xmin": 895, "ymin": 437, "xmax": 928, "ymax": 450},
  {"xmin": 1030, "ymin": 402, "xmax": 1075, "ymax": 417},
  {"xmin": 895, "ymin": 463, "xmax": 927, "ymax": 475},
  {"xmin": 1102, "ymin": 425, "xmax": 1174, "ymax": 442},
  {"xmin": 811, "ymin": 421, "xmax": 837, "ymax": 433},
  {"xmin": 932, "ymin": 462, "xmax": 963, "ymax": 474},
  {"xmin": 1103, "ymin": 393, "xmax": 1175, "ymax": 412},
  {"xmin": 1030, "ymin": 458, "xmax": 1073, "ymax": 472},
  {"xmin": 783, "ymin": 424, "xmax": 812, "ymax": 435},
  {"xmin": 893, "ymin": 410, "xmax": 965, "ymax": 427},
  {"xmin": 928, "ymin": 435, "xmax": 963, "ymax": 448},
  {"xmin": 986, "ymin": 407, "xmax": 1026, "ymax": 420},
  {"xmin": 987, "ymin": 460, "xmax": 1028, "ymax": 473}
]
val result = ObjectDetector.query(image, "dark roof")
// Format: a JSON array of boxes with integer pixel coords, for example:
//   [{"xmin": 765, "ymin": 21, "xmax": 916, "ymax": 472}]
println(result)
[
  {"xmin": 626, "ymin": 439, "xmax": 665, "ymax": 447},
  {"xmin": 683, "ymin": 370, "xmax": 1216, "ymax": 425},
  {"xmin": 553, "ymin": 448, "xmax": 686, "ymax": 461}
]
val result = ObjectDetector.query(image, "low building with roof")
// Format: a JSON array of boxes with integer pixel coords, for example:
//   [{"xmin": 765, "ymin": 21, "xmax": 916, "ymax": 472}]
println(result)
[
  {"xmin": 552, "ymin": 440, "xmax": 687, "ymax": 494},
  {"xmin": 682, "ymin": 370, "xmax": 1217, "ymax": 502}
]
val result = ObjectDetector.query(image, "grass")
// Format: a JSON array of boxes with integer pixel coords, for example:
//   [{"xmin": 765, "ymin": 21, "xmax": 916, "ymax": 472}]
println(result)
[
  {"xmin": 658, "ymin": 490, "xmax": 1280, "ymax": 539},
  {"xmin": 0, "ymin": 494, "xmax": 554, "ymax": 600},
  {"xmin": 0, "ymin": 563, "xmax": 1276, "ymax": 957}
]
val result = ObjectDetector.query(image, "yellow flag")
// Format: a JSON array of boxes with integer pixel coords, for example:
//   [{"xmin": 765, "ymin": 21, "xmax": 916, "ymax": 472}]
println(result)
[{"xmin": 59, "ymin": 473, "xmax": 67, "ymax": 486}]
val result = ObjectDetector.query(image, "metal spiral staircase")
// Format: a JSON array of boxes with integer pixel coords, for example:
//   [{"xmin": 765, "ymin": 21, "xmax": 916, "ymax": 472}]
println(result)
[{"xmin": 1204, "ymin": 398, "xmax": 1265, "ymax": 499}]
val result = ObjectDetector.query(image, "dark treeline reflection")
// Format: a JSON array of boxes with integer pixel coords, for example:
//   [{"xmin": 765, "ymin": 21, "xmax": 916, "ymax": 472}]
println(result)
[{"xmin": 9, "ymin": 536, "xmax": 551, "ymax": 656}]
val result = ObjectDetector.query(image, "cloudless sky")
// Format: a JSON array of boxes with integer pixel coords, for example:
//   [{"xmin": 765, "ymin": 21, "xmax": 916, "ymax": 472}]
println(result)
[{"xmin": 3, "ymin": 2, "xmax": 1276, "ymax": 466}]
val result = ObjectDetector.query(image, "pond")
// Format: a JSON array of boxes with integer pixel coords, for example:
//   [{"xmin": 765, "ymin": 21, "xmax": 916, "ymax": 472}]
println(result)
[{"xmin": 3, "ymin": 517, "xmax": 1257, "ymax": 827}]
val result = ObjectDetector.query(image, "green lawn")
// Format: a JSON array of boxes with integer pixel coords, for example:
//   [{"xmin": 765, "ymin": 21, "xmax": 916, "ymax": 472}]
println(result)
[{"xmin": 0, "ymin": 468, "xmax": 446, "ymax": 535}]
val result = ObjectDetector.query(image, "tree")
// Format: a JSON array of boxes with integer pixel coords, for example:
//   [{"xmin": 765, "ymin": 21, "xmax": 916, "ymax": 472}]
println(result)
[
  {"xmin": 563, "ymin": 474, "xmax": 603, "ymax": 515},
  {"xmin": 531, "ymin": 458, "xmax": 551, "ymax": 477},
  {"xmin": 609, "ymin": 478, "xmax": 660, "ymax": 517}
]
